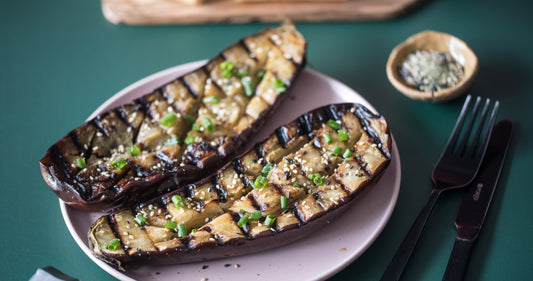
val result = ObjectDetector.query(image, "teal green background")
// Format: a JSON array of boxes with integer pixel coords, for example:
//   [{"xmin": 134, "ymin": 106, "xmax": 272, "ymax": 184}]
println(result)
[{"xmin": 2, "ymin": 0, "xmax": 532, "ymax": 280}]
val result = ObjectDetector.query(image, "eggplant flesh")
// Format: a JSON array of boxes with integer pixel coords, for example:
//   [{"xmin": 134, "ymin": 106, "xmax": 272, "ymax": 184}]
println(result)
[
  {"xmin": 89, "ymin": 103, "xmax": 392, "ymax": 270},
  {"xmin": 40, "ymin": 23, "xmax": 307, "ymax": 211}
]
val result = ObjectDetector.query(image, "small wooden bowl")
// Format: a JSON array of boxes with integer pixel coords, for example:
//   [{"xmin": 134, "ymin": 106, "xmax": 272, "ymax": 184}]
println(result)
[{"xmin": 386, "ymin": 30, "xmax": 478, "ymax": 102}]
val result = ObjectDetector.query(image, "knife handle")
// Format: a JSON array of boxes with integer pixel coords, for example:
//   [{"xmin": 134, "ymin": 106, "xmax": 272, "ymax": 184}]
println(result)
[{"xmin": 442, "ymin": 238, "xmax": 476, "ymax": 281}]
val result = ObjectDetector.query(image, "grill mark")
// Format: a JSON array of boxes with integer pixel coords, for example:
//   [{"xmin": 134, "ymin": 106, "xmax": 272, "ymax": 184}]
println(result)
[
  {"xmin": 107, "ymin": 215, "xmax": 127, "ymax": 253},
  {"xmin": 246, "ymin": 193, "xmax": 261, "ymax": 211},
  {"xmin": 312, "ymin": 108, "xmax": 330, "ymax": 124},
  {"xmin": 297, "ymin": 114, "xmax": 312, "ymax": 136},
  {"xmin": 254, "ymin": 143, "xmax": 265, "ymax": 159},
  {"xmin": 207, "ymin": 76, "xmax": 226, "ymax": 97},
  {"xmin": 326, "ymin": 104, "xmax": 342, "ymax": 121},
  {"xmin": 231, "ymin": 213, "xmax": 250, "ymax": 236},
  {"xmin": 232, "ymin": 159, "xmax": 245, "ymax": 175},
  {"xmin": 180, "ymin": 77, "xmax": 198, "ymax": 99},
  {"xmin": 155, "ymin": 152, "xmax": 174, "ymax": 167},
  {"xmin": 239, "ymin": 39, "xmax": 258, "ymax": 62},
  {"xmin": 354, "ymin": 107, "xmax": 390, "ymax": 159},
  {"xmin": 135, "ymin": 96, "xmax": 153, "ymax": 119},
  {"xmin": 351, "ymin": 156, "xmax": 372, "ymax": 179},
  {"xmin": 275, "ymin": 127, "xmax": 289, "ymax": 149},
  {"xmin": 92, "ymin": 116, "xmax": 110, "ymax": 137},
  {"xmin": 68, "ymin": 131, "xmax": 84, "ymax": 155},
  {"xmin": 110, "ymin": 166, "xmax": 134, "ymax": 195},
  {"xmin": 212, "ymin": 176, "xmax": 228, "ymax": 203},
  {"xmin": 114, "ymin": 107, "xmax": 135, "ymax": 130}
]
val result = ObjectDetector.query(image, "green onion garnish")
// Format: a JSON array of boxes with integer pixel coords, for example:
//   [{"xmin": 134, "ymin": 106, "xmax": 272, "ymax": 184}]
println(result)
[
  {"xmin": 256, "ymin": 70, "xmax": 266, "ymax": 82},
  {"xmin": 191, "ymin": 228, "xmax": 197, "ymax": 233},
  {"xmin": 177, "ymin": 224, "xmax": 187, "ymax": 238},
  {"xmin": 338, "ymin": 129, "xmax": 348, "ymax": 142},
  {"xmin": 239, "ymin": 209, "xmax": 247, "ymax": 214},
  {"xmin": 77, "ymin": 158, "xmax": 86, "ymax": 169},
  {"xmin": 202, "ymin": 117, "xmax": 215, "ymax": 132},
  {"xmin": 253, "ymin": 175, "xmax": 268, "ymax": 189},
  {"xmin": 160, "ymin": 113, "xmax": 177, "ymax": 127},
  {"xmin": 203, "ymin": 96, "xmax": 220, "ymax": 104},
  {"xmin": 332, "ymin": 146, "xmax": 342, "ymax": 156},
  {"xmin": 165, "ymin": 220, "xmax": 177, "ymax": 230},
  {"xmin": 111, "ymin": 157, "xmax": 127, "ymax": 170},
  {"xmin": 293, "ymin": 183, "xmax": 301, "ymax": 188},
  {"xmin": 184, "ymin": 114, "xmax": 196, "ymax": 123},
  {"xmin": 236, "ymin": 71, "xmax": 249, "ymax": 77},
  {"xmin": 324, "ymin": 134, "xmax": 333, "ymax": 145},
  {"xmin": 128, "ymin": 145, "xmax": 140, "ymax": 156},
  {"xmin": 107, "ymin": 239, "xmax": 120, "ymax": 251},
  {"xmin": 135, "ymin": 214, "xmax": 146, "ymax": 226},
  {"xmin": 280, "ymin": 195, "xmax": 288, "ymax": 209},
  {"xmin": 165, "ymin": 137, "xmax": 180, "ymax": 146},
  {"xmin": 171, "ymin": 194, "xmax": 185, "ymax": 208},
  {"xmin": 313, "ymin": 176, "xmax": 325, "ymax": 186},
  {"xmin": 272, "ymin": 77, "xmax": 286, "ymax": 94},
  {"xmin": 343, "ymin": 148, "xmax": 353, "ymax": 159},
  {"xmin": 327, "ymin": 119, "xmax": 339, "ymax": 130},
  {"xmin": 241, "ymin": 76, "xmax": 254, "ymax": 97},
  {"xmin": 237, "ymin": 214, "xmax": 249, "ymax": 228},
  {"xmin": 261, "ymin": 162, "xmax": 274, "ymax": 177},
  {"xmin": 192, "ymin": 123, "xmax": 201, "ymax": 132},
  {"xmin": 250, "ymin": 211, "xmax": 262, "ymax": 220},
  {"xmin": 220, "ymin": 60, "xmax": 235, "ymax": 78},
  {"xmin": 184, "ymin": 135, "xmax": 195, "ymax": 145},
  {"xmin": 264, "ymin": 215, "xmax": 276, "ymax": 227}
]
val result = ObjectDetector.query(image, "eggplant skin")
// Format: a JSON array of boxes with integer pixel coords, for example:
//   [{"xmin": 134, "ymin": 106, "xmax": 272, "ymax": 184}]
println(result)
[
  {"xmin": 40, "ymin": 23, "xmax": 307, "ymax": 211},
  {"xmin": 89, "ymin": 103, "xmax": 392, "ymax": 270}
]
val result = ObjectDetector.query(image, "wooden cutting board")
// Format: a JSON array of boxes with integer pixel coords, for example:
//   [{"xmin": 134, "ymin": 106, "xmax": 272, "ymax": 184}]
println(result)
[{"xmin": 102, "ymin": 0, "xmax": 424, "ymax": 25}]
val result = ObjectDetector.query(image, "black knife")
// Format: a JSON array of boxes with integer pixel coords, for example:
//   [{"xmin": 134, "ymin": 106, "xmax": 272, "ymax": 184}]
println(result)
[{"xmin": 442, "ymin": 119, "xmax": 513, "ymax": 281}]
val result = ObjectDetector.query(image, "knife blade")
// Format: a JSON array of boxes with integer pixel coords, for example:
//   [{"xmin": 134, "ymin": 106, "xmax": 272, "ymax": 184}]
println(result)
[{"xmin": 442, "ymin": 119, "xmax": 513, "ymax": 281}]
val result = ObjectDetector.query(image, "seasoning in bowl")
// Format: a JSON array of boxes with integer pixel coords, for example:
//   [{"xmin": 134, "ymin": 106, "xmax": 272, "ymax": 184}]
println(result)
[{"xmin": 399, "ymin": 50, "xmax": 464, "ymax": 92}]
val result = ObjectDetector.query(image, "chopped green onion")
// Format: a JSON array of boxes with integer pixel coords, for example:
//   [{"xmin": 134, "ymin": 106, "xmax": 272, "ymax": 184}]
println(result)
[
  {"xmin": 280, "ymin": 195, "xmax": 288, "ymax": 209},
  {"xmin": 220, "ymin": 60, "xmax": 235, "ymax": 78},
  {"xmin": 253, "ymin": 175, "xmax": 268, "ymax": 189},
  {"xmin": 165, "ymin": 220, "xmax": 177, "ymax": 230},
  {"xmin": 237, "ymin": 214, "xmax": 249, "ymax": 228},
  {"xmin": 135, "ymin": 214, "xmax": 146, "ymax": 226},
  {"xmin": 239, "ymin": 209, "xmax": 247, "ymax": 214},
  {"xmin": 293, "ymin": 183, "xmax": 301, "ymax": 188},
  {"xmin": 261, "ymin": 162, "xmax": 274, "ymax": 177},
  {"xmin": 343, "ymin": 148, "xmax": 353, "ymax": 159},
  {"xmin": 128, "ymin": 145, "xmax": 140, "ymax": 156},
  {"xmin": 177, "ymin": 224, "xmax": 187, "ymax": 238},
  {"xmin": 324, "ymin": 134, "xmax": 333, "ymax": 145},
  {"xmin": 327, "ymin": 119, "xmax": 339, "ymax": 130},
  {"xmin": 256, "ymin": 70, "xmax": 266, "ymax": 82},
  {"xmin": 272, "ymin": 77, "xmax": 286, "ymax": 94},
  {"xmin": 250, "ymin": 211, "xmax": 262, "ymax": 220},
  {"xmin": 160, "ymin": 113, "xmax": 177, "ymax": 127},
  {"xmin": 332, "ymin": 146, "xmax": 342, "ymax": 156},
  {"xmin": 313, "ymin": 176, "xmax": 325, "ymax": 186},
  {"xmin": 111, "ymin": 157, "xmax": 127, "ymax": 170},
  {"xmin": 264, "ymin": 215, "xmax": 276, "ymax": 227},
  {"xmin": 202, "ymin": 117, "xmax": 215, "ymax": 132},
  {"xmin": 192, "ymin": 123, "xmax": 201, "ymax": 132},
  {"xmin": 236, "ymin": 70, "xmax": 249, "ymax": 77},
  {"xmin": 107, "ymin": 239, "xmax": 120, "ymax": 251},
  {"xmin": 191, "ymin": 228, "xmax": 197, "ymax": 233},
  {"xmin": 184, "ymin": 135, "xmax": 195, "ymax": 145},
  {"xmin": 184, "ymin": 114, "xmax": 196, "ymax": 123},
  {"xmin": 77, "ymin": 158, "xmax": 86, "ymax": 169},
  {"xmin": 171, "ymin": 194, "xmax": 185, "ymax": 208},
  {"xmin": 338, "ymin": 129, "xmax": 348, "ymax": 142},
  {"xmin": 241, "ymin": 76, "xmax": 254, "ymax": 97},
  {"xmin": 203, "ymin": 96, "xmax": 220, "ymax": 104},
  {"xmin": 165, "ymin": 137, "xmax": 180, "ymax": 146}
]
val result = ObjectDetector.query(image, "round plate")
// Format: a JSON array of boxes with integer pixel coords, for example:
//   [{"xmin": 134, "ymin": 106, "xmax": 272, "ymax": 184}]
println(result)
[{"xmin": 60, "ymin": 61, "xmax": 401, "ymax": 281}]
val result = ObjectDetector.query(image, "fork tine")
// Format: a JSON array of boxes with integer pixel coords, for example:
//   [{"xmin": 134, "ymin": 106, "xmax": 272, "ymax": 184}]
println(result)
[
  {"xmin": 445, "ymin": 95, "xmax": 473, "ymax": 154},
  {"xmin": 456, "ymin": 96, "xmax": 482, "ymax": 155},
  {"xmin": 473, "ymin": 101, "xmax": 499, "ymax": 159},
  {"xmin": 467, "ymin": 98, "xmax": 491, "ymax": 157}
]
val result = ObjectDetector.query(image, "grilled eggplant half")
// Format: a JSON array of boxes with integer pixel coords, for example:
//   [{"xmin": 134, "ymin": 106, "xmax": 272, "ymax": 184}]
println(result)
[
  {"xmin": 89, "ymin": 103, "xmax": 392, "ymax": 270},
  {"xmin": 40, "ymin": 23, "xmax": 306, "ymax": 211}
]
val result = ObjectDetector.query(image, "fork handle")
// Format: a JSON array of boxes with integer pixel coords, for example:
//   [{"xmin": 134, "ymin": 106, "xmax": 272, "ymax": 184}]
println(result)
[
  {"xmin": 442, "ymin": 238, "xmax": 475, "ymax": 281},
  {"xmin": 381, "ymin": 189, "xmax": 443, "ymax": 281}
]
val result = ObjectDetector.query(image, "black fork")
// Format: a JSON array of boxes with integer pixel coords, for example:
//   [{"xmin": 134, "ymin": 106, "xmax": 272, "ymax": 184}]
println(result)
[{"xmin": 381, "ymin": 95, "xmax": 499, "ymax": 281}]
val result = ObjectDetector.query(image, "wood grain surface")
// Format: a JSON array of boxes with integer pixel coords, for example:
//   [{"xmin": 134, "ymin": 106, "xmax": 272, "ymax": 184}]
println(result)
[{"xmin": 101, "ymin": 0, "xmax": 424, "ymax": 25}]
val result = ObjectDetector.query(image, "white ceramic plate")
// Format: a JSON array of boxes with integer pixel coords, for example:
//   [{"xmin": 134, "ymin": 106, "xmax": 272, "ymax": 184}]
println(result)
[{"xmin": 60, "ymin": 61, "xmax": 401, "ymax": 281}]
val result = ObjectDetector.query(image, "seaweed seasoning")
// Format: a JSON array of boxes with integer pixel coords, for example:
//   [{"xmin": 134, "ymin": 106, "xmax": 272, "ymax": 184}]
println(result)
[{"xmin": 399, "ymin": 50, "xmax": 464, "ymax": 92}]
